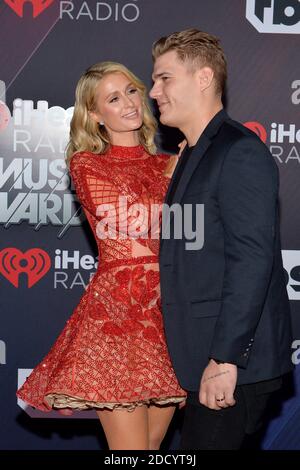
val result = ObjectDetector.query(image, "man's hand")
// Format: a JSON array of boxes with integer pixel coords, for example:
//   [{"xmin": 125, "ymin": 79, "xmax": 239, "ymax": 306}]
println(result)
[{"xmin": 199, "ymin": 359, "xmax": 237, "ymax": 410}]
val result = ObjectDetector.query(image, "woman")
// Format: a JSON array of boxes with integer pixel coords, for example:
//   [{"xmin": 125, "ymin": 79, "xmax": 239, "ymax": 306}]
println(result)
[{"xmin": 17, "ymin": 61, "xmax": 186, "ymax": 450}]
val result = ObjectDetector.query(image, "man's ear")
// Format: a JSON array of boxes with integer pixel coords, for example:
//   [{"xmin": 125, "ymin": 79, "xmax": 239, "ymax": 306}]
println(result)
[{"xmin": 198, "ymin": 66, "xmax": 214, "ymax": 91}]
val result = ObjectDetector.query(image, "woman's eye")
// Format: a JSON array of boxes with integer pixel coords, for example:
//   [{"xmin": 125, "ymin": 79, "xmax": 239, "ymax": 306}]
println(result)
[
  {"xmin": 109, "ymin": 96, "xmax": 118, "ymax": 103},
  {"xmin": 128, "ymin": 88, "xmax": 137, "ymax": 94}
]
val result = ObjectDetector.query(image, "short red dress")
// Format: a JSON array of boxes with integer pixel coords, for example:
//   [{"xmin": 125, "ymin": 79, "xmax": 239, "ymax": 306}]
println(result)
[{"xmin": 17, "ymin": 145, "xmax": 186, "ymax": 411}]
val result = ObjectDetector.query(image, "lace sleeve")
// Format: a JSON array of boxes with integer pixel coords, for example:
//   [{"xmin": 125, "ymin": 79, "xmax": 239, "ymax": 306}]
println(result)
[{"xmin": 70, "ymin": 152, "xmax": 119, "ymax": 220}]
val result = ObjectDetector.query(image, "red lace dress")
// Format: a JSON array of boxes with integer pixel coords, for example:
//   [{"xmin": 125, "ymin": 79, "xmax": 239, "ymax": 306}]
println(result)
[{"xmin": 17, "ymin": 145, "xmax": 186, "ymax": 411}]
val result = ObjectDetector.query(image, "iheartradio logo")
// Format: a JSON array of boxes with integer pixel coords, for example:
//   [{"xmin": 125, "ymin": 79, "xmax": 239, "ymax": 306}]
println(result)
[
  {"xmin": 243, "ymin": 121, "xmax": 268, "ymax": 143},
  {"xmin": 0, "ymin": 248, "xmax": 51, "ymax": 287},
  {"xmin": 0, "ymin": 100, "xmax": 10, "ymax": 132},
  {"xmin": 4, "ymin": 0, "xmax": 54, "ymax": 18}
]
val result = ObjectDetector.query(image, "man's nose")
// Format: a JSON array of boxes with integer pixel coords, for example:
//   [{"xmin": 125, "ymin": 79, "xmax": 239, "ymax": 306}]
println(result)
[{"xmin": 149, "ymin": 82, "xmax": 159, "ymax": 99}]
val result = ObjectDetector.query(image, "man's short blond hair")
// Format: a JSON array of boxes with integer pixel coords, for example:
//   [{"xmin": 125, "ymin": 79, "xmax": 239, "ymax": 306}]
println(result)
[{"xmin": 152, "ymin": 28, "xmax": 227, "ymax": 96}]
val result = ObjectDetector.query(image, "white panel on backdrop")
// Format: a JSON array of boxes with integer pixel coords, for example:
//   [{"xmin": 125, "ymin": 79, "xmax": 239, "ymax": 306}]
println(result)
[
  {"xmin": 0, "ymin": 340, "xmax": 6, "ymax": 365},
  {"xmin": 246, "ymin": 0, "xmax": 300, "ymax": 34},
  {"xmin": 282, "ymin": 250, "xmax": 300, "ymax": 300},
  {"xmin": 17, "ymin": 369, "xmax": 98, "ymax": 419}
]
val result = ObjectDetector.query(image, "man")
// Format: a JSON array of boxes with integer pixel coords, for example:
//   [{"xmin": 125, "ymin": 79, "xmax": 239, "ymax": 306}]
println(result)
[{"xmin": 150, "ymin": 29, "xmax": 293, "ymax": 449}]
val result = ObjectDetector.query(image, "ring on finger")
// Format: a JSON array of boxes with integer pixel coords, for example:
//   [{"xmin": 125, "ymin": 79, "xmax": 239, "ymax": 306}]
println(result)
[{"xmin": 216, "ymin": 396, "xmax": 225, "ymax": 402}]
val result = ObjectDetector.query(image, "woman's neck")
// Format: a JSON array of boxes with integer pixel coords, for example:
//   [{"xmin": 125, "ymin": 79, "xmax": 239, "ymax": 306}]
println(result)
[{"xmin": 110, "ymin": 131, "xmax": 140, "ymax": 147}]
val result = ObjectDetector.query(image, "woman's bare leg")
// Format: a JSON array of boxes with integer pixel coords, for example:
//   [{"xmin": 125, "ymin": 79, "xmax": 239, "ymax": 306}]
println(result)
[
  {"xmin": 147, "ymin": 405, "xmax": 177, "ymax": 450},
  {"xmin": 97, "ymin": 405, "xmax": 149, "ymax": 450}
]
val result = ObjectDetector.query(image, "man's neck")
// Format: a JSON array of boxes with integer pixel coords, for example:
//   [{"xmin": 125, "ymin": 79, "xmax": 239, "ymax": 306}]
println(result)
[{"xmin": 182, "ymin": 102, "xmax": 223, "ymax": 147}]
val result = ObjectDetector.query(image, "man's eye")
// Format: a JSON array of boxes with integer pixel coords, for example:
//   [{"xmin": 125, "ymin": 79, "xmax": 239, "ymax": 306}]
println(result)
[{"xmin": 162, "ymin": 77, "xmax": 170, "ymax": 81}]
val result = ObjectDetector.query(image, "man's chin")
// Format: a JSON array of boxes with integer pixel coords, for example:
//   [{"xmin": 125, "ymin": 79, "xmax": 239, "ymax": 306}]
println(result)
[{"xmin": 159, "ymin": 114, "xmax": 177, "ymax": 127}]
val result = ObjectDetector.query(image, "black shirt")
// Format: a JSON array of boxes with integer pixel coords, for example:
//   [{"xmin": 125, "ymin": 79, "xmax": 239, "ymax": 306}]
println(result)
[{"xmin": 166, "ymin": 145, "xmax": 194, "ymax": 205}]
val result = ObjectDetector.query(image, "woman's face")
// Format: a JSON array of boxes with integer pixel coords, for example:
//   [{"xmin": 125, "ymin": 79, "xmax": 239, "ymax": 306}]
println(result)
[{"xmin": 90, "ymin": 72, "xmax": 143, "ymax": 143}]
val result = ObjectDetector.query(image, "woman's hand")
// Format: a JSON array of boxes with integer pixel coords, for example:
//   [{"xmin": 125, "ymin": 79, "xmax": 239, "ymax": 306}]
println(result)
[
  {"xmin": 163, "ymin": 155, "xmax": 178, "ymax": 177},
  {"xmin": 163, "ymin": 139, "xmax": 187, "ymax": 178},
  {"xmin": 178, "ymin": 399, "xmax": 186, "ymax": 409},
  {"xmin": 178, "ymin": 139, "xmax": 187, "ymax": 158}
]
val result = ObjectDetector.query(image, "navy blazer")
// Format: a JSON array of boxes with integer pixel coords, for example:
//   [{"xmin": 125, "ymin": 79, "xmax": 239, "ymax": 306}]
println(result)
[{"xmin": 159, "ymin": 109, "xmax": 293, "ymax": 391}]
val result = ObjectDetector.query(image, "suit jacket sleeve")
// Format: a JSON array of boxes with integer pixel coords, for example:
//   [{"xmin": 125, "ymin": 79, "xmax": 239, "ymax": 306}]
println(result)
[{"xmin": 209, "ymin": 136, "xmax": 279, "ymax": 368}]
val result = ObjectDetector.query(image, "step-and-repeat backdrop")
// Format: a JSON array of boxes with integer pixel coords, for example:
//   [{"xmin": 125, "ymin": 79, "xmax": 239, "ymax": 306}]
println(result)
[{"xmin": 0, "ymin": 0, "xmax": 299, "ymax": 450}]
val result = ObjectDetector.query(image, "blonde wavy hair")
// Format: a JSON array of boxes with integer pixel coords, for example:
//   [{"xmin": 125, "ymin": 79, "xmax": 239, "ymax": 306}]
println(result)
[{"xmin": 66, "ymin": 61, "xmax": 157, "ymax": 166}]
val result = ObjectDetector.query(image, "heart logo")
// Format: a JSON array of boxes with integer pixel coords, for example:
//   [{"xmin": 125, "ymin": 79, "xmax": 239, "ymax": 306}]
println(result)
[
  {"xmin": 243, "ymin": 121, "xmax": 267, "ymax": 143},
  {"xmin": 4, "ymin": 0, "xmax": 54, "ymax": 19},
  {"xmin": 0, "ymin": 248, "xmax": 51, "ymax": 287}
]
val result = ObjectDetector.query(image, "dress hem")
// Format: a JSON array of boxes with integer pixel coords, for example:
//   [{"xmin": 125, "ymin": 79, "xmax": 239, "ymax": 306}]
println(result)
[{"xmin": 45, "ymin": 392, "xmax": 186, "ymax": 412}]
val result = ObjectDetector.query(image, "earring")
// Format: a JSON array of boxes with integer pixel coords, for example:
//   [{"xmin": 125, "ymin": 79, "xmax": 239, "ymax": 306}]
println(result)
[{"xmin": 99, "ymin": 121, "xmax": 104, "ymax": 126}]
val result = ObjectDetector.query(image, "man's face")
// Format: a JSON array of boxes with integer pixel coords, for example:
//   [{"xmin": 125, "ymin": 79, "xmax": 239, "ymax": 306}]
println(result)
[{"xmin": 150, "ymin": 50, "xmax": 201, "ymax": 130}]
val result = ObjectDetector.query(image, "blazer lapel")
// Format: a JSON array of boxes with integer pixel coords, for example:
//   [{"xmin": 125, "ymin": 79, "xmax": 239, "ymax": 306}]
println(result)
[
  {"xmin": 160, "ymin": 109, "xmax": 229, "ymax": 249},
  {"xmin": 171, "ymin": 109, "xmax": 229, "ymax": 204},
  {"xmin": 160, "ymin": 138, "xmax": 211, "ymax": 250}
]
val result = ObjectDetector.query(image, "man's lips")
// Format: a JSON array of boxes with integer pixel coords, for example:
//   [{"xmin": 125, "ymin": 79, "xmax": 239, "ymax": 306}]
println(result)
[{"xmin": 158, "ymin": 102, "xmax": 169, "ymax": 111}]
